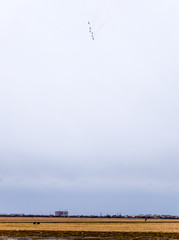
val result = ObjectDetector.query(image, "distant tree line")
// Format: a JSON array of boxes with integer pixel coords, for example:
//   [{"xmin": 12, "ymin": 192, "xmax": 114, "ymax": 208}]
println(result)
[{"xmin": 0, "ymin": 214, "xmax": 179, "ymax": 219}]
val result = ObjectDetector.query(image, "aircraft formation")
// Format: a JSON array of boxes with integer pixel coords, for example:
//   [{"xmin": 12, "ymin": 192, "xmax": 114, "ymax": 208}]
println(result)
[{"xmin": 88, "ymin": 22, "xmax": 94, "ymax": 40}]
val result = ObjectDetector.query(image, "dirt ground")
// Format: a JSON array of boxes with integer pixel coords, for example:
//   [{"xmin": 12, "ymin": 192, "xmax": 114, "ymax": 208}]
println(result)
[{"xmin": 0, "ymin": 231, "xmax": 179, "ymax": 240}]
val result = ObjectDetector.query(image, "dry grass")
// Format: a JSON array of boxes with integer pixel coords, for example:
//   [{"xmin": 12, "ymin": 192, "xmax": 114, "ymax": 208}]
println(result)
[
  {"xmin": 0, "ymin": 222, "xmax": 179, "ymax": 233},
  {"xmin": 0, "ymin": 218, "xmax": 179, "ymax": 240}
]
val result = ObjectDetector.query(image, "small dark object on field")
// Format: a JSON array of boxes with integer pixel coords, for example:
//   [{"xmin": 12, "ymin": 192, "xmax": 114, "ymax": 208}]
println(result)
[
  {"xmin": 37, "ymin": 222, "xmax": 40, "ymax": 224},
  {"xmin": 145, "ymin": 217, "xmax": 148, "ymax": 221}
]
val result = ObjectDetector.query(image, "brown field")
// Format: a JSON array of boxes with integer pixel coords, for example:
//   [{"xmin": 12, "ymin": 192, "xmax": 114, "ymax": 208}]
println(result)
[
  {"xmin": 0, "ymin": 221, "xmax": 179, "ymax": 232},
  {"xmin": 0, "ymin": 218, "xmax": 179, "ymax": 239},
  {"xmin": 0, "ymin": 217, "xmax": 179, "ymax": 232}
]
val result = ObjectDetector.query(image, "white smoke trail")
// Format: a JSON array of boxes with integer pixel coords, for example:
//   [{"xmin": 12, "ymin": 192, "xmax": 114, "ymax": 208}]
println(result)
[{"xmin": 89, "ymin": 0, "xmax": 117, "ymax": 37}]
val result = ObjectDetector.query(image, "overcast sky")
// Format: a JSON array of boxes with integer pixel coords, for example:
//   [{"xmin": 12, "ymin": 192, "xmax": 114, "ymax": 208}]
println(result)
[{"xmin": 0, "ymin": 0, "xmax": 179, "ymax": 216}]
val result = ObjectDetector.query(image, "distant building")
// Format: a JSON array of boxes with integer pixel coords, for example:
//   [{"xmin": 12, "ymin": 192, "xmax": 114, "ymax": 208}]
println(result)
[{"xmin": 55, "ymin": 211, "xmax": 68, "ymax": 217}]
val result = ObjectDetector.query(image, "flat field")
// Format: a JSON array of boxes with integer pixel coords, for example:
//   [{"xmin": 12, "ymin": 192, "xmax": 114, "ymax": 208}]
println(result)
[
  {"xmin": 1, "ymin": 218, "xmax": 179, "ymax": 232},
  {"xmin": 0, "ymin": 221, "xmax": 179, "ymax": 232},
  {"xmin": 0, "ymin": 218, "xmax": 179, "ymax": 239}
]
